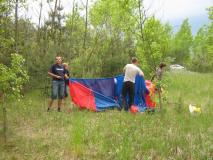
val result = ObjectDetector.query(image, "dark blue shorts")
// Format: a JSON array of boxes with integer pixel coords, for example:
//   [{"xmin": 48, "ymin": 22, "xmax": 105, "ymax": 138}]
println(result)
[{"xmin": 51, "ymin": 81, "xmax": 65, "ymax": 99}]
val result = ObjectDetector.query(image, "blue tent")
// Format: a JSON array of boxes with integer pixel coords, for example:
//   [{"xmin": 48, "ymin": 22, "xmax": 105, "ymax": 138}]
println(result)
[{"xmin": 69, "ymin": 75, "xmax": 150, "ymax": 112}]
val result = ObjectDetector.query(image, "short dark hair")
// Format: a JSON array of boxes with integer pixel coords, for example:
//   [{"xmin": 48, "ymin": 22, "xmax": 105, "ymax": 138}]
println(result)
[
  {"xmin": 56, "ymin": 54, "xmax": 61, "ymax": 57},
  {"xmin": 131, "ymin": 57, "xmax": 138, "ymax": 63},
  {"xmin": 159, "ymin": 63, "xmax": 166, "ymax": 68}
]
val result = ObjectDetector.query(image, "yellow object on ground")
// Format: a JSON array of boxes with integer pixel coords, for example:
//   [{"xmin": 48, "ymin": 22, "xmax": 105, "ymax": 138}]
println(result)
[{"xmin": 189, "ymin": 104, "xmax": 201, "ymax": 113}]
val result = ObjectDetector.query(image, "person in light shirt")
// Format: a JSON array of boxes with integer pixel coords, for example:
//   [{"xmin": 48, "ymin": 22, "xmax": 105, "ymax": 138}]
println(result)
[{"xmin": 122, "ymin": 57, "xmax": 144, "ymax": 111}]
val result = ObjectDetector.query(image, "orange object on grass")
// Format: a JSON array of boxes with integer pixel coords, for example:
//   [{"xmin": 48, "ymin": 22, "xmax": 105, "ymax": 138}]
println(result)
[
  {"xmin": 145, "ymin": 80, "xmax": 156, "ymax": 108},
  {"xmin": 130, "ymin": 105, "xmax": 138, "ymax": 113}
]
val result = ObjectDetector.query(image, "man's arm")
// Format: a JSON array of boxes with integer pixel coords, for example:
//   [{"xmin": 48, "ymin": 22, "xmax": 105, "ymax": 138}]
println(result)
[
  {"xmin": 123, "ymin": 65, "xmax": 126, "ymax": 73},
  {"xmin": 138, "ymin": 68, "xmax": 144, "ymax": 77},
  {"xmin": 48, "ymin": 71, "xmax": 62, "ymax": 79},
  {"xmin": 139, "ymin": 72, "xmax": 144, "ymax": 77}
]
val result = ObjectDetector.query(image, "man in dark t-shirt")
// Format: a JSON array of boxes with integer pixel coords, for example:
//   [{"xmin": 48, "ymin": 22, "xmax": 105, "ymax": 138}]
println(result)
[{"xmin": 47, "ymin": 56, "xmax": 65, "ymax": 112}]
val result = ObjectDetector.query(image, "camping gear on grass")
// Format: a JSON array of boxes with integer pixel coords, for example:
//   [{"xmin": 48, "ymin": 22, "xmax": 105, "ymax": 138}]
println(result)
[{"xmin": 69, "ymin": 75, "xmax": 156, "ymax": 112}]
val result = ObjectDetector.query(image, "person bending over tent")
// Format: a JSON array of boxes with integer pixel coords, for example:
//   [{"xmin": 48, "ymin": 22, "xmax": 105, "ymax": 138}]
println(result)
[
  {"xmin": 47, "ymin": 55, "xmax": 66, "ymax": 112},
  {"xmin": 122, "ymin": 57, "xmax": 144, "ymax": 111}
]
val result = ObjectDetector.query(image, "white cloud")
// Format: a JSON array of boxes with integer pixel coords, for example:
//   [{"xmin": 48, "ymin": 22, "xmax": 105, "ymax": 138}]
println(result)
[{"xmin": 144, "ymin": 0, "xmax": 212, "ymax": 21}]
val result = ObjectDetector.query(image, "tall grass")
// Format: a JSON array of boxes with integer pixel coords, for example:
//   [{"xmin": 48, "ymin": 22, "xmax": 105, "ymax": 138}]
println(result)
[{"xmin": 0, "ymin": 71, "xmax": 212, "ymax": 159}]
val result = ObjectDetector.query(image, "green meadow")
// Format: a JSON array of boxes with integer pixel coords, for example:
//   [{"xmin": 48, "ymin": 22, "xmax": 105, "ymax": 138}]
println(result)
[{"xmin": 0, "ymin": 71, "xmax": 213, "ymax": 159}]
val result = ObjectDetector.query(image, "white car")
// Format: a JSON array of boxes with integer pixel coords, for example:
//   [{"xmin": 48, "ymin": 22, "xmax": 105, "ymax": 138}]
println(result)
[{"xmin": 170, "ymin": 64, "xmax": 185, "ymax": 70}]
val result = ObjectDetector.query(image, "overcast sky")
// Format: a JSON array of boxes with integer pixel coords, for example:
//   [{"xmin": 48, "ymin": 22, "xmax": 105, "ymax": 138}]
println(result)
[
  {"xmin": 22, "ymin": 0, "xmax": 212, "ymax": 35},
  {"xmin": 144, "ymin": 0, "xmax": 212, "ymax": 34}
]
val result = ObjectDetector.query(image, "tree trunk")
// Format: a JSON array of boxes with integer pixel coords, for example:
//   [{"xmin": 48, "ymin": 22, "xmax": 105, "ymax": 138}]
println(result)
[
  {"xmin": 2, "ymin": 94, "xmax": 7, "ymax": 143},
  {"xmin": 138, "ymin": 0, "xmax": 144, "ymax": 40},
  {"xmin": 51, "ymin": 0, "xmax": 58, "ymax": 41},
  {"xmin": 15, "ymin": 0, "xmax": 19, "ymax": 53},
  {"xmin": 138, "ymin": 0, "xmax": 162, "ymax": 109},
  {"xmin": 4, "ymin": 1, "xmax": 9, "ymax": 39},
  {"xmin": 82, "ymin": 0, "xmax": 89, "ymax": 75},
  {"xmin": 138, "ymin": 0, "xmax": 156, "ymax": 71},
  {"xmin": 37, "ymin": 0, "xmax": 43, "ymax": 42},
  {"xmin": 83, "ymin": 0, "xmax": 89, "ymax": 49},
  {"xmin": 70, "ymin": 0, "xmax": 76, "ymax": 39},
  {"xmin": 58, "ymin": 0, "xmax": 62, "ymax": 48}
]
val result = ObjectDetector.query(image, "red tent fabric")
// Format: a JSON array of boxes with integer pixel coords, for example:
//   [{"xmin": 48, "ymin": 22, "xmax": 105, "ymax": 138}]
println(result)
[{"xmin": 69, "ymin": 81, "xmax": 96, "ymax": 111}]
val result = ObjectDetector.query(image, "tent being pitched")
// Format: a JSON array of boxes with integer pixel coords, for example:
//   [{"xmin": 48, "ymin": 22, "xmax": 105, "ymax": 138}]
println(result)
[{"xmin": 69, "ymin": 75, "xmax": 156, "ymax": 112}]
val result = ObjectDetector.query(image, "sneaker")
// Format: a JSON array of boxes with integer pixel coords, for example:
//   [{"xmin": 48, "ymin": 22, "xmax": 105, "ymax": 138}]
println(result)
[{"xmin": 117, "ymin": 106, "xmax": 122, "ymax": 111}]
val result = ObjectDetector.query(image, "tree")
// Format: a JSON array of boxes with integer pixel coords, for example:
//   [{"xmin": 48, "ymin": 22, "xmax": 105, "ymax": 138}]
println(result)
[
  {"xmin": 190, "ymin": 6, "xmax": 213, "ymax": 72},
  {"xmin": 136, "ymin": 17, "xmax": 173, "ymax": 77},
  {"xmin": 0, "ymin": 53, "xmax": 29, "ymax": 143},
  {"xmin": 207, "ymin": 6, "xmax": 213, "ymax": 20},
  {"xmin": 14, "ymin": 0, "xmax": 26, "ymax": 52},
  {"xmin": 89, "ymin": 0, "xmax": 137, "ymax": 76},
  {"xmin": 171, "ymin": 19, "xmax": 193, "ymax": 65},
  {"xmin": 0, "ymin": 0, "xmax": 14, "ymax": 65}
]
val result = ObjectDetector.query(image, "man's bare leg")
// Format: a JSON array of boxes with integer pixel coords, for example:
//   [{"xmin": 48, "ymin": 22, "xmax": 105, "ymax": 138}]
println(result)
[
  {"xmin": 47, "ymin": 99, "xmax": 54, "ymax": 111},
  {"xmin": 58, "ymin": 99, "xmax": 63, "ymax": 112}
]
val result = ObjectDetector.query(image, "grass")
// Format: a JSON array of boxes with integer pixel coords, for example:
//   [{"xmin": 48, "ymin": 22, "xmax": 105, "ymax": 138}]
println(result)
[{"xmin": 0, "ymin": 71, "xmax": 213, "ymax": 159}]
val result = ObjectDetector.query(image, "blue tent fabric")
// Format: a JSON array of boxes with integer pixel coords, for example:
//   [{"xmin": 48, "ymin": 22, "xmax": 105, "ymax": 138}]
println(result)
[
  {"xmin": 71, "ymin": 78, "xmax": 115, "ymax": 98},
  {"xmin": 114, "ymin": 75, "xmax": 148, "ymax": 112},
  {"xmin": 70, "ymin": 74, "xmax": 149, "ymax": 112},
  {"xmin": 93, "ymin": 91, "xmax": 120, "ymax": 111},
  {"xmin": 134, "ymin": 75, "xmax": 149, "ymax": 112},
  {"xmin": 114, "ymin": 75, "xmax": 124, "ymax": 106}
]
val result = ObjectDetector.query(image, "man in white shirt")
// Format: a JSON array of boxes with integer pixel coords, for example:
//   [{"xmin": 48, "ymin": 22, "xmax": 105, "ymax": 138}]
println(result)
[{"xmin": 122, "ymin": 57, "xmax": 144, "ymax": 111}]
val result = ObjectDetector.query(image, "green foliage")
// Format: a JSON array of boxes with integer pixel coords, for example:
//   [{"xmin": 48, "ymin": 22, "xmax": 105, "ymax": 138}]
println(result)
[
  {"xmin": 90, "ymin": 0, "xmax": 137, "ymax": 33},
  {"xmin": 0, "ymin": 53, "xmax": 29, "ymax": 99},
  {"xmin": 189, "ymin": 6, "xmax": 213, "ymax": 72},
  {"xmin": 78, "ymin": 0, "xmax": 138, "ymax": 77},
  {"xmin": 0, "ymin": 0, "xmax": 212, "ymax": 86},
  {"xmin": 190, "ymin": 27, "xmax": 213, "ymax": 72},
  {"xmin": 207, "ymin": 6, "xmax": 213, "ymax": 20},
  {"xmin": 171, "ymin": 19, "xmax": 193, "ymax": 65},
  {"xmin": 0, "ymin": 0, "xmax": 14, "ymax": 65},
  {"xmin": 136, "ymin": 17, "xmax": 173, "ymax": 77},
  {"xmin": 1, "ymin": 1, "xmax": 213, "ymax": 158}
]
